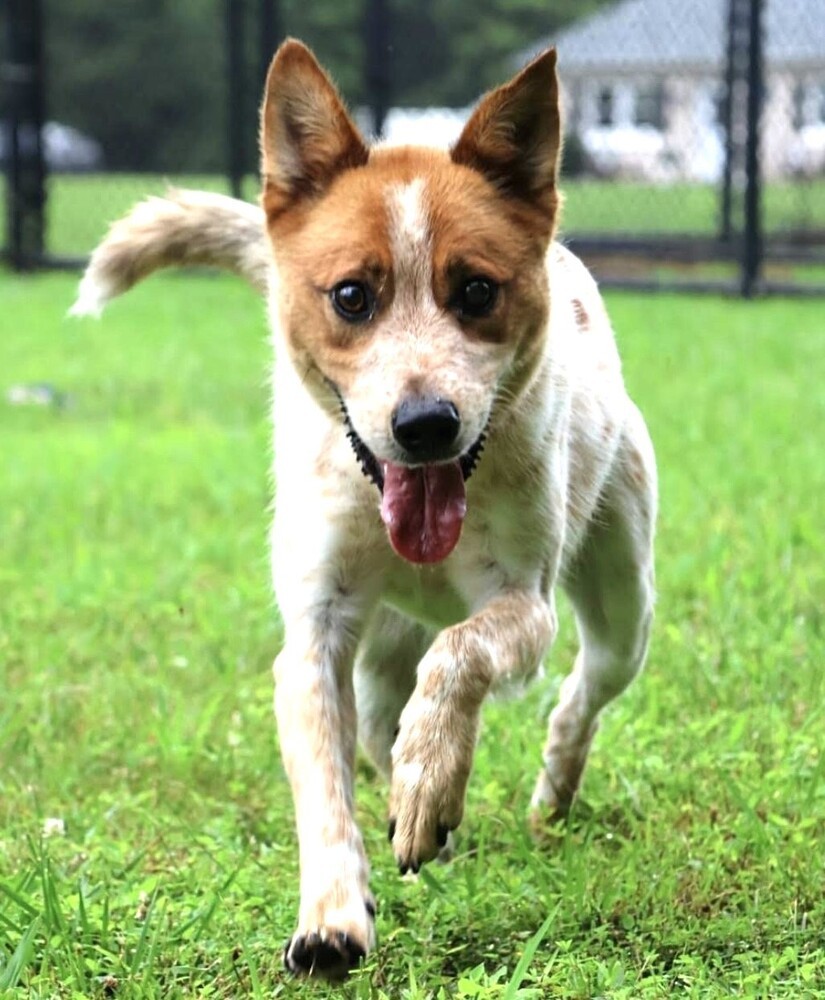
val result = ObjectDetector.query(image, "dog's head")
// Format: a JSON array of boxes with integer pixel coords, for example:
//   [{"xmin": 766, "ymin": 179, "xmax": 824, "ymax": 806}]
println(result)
[{"xmin": 261, "ymin": 40, "xmax": 561, "ymax": 564}]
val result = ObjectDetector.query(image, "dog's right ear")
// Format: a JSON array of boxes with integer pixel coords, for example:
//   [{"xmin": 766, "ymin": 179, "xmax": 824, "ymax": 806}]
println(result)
[{"xmin": 260, "ymin": 39, "xmax": 369, "ymax": 220}]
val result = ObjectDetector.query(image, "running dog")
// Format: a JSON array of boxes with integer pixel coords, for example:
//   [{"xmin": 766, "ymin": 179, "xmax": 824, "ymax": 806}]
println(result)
[{"xmin": 73, "ymin": 40, "xmax": 657, "ymax": 980}]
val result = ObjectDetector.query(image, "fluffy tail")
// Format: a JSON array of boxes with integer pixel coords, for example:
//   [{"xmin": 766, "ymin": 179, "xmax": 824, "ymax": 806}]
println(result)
[{"xmin": 70, "ymin": 189, "xmax": 270, "ymax": 317}]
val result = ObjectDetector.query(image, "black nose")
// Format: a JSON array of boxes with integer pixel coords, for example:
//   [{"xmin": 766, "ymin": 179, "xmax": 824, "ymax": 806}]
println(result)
[{"xmin": 391, "ymin": 396, "xmax": 461, "ymax": 461}]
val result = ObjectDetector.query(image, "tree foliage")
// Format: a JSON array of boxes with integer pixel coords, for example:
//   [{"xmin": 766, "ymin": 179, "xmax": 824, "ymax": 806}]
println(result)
[{"xmin": 43, "ymin": 0, "xmax": 609, "ymax": 172}]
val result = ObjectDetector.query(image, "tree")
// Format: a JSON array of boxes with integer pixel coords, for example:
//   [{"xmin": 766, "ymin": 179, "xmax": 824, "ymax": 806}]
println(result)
[
  {"xmin": 41, "ymin": 0, "xmax": 611, "ymax": 173},
  {"xmin": 46, "ymin": 0, "xmax": 226, "ymax": 171}
]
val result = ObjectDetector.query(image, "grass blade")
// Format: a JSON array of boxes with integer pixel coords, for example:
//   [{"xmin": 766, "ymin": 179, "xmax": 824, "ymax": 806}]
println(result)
[
  {"xmin": 0, "ymin": 916, "xmax": 41, "ymax": 990},
  {"xmin": 503, "ymin": 908, "xmax": 558, "ymax": 1000}
]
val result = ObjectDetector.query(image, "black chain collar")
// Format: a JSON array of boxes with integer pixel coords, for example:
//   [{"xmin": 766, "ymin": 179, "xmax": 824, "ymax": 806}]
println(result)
[{"xmin": 337, "ymin": 394, "xmax": 385, "ymax": 491}]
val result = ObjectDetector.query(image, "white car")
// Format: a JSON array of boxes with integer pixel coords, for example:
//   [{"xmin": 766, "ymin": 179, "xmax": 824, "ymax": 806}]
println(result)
[{"xmin": 0, "ymin": 121, "xmax": 103, "ymax": 171}]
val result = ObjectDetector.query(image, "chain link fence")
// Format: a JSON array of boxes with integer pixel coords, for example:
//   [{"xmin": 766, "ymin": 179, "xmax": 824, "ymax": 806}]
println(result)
[
  {"xmin": 3, "ymin": 0, "xmax": 824, "ymax": 293},
  {"xmin": 539, "ymin": 0, "xmax": 825, "ymax": 292}
]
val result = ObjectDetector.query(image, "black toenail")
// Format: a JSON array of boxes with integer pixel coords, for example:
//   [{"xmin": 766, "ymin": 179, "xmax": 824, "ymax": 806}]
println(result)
[
  {"xmin": 341, "ymin": 933, "xmax": 366, "ymax": 967},
  {"xmin": 387, "ymin": 819, "xmax": 396, "ymax": 842}
]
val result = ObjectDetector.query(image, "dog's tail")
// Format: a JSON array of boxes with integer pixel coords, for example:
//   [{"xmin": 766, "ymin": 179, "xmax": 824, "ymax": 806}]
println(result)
[{"xmin": 70, "ymin": 188, "xmax": 269, "ymax": 317}]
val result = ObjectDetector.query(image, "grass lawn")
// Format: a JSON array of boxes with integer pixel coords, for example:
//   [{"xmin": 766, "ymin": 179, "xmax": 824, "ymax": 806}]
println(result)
[
  {"xmin": 1, "ymin": 271, "xmax": 824, "ymax": 998},
  {"xmin": 20, "ymin": 173, "xmax": 825, "ymax": 259}
]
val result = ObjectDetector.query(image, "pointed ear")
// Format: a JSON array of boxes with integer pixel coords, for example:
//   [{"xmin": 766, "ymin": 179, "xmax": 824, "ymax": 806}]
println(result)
[
  {"xmin": 451, "ymin": 49, "xmax": 561, "ymax": 216},
  {"xmin": 260, "ymin": 39, "xmax": 369, "ymax": 219}
]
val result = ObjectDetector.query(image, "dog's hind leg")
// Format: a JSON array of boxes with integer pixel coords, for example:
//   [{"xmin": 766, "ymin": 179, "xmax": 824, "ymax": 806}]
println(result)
[
  {"xmin": 532, "ymin": 408, "xmax": 657, "ymax": 821},
  {"xmin": 355, "ymin": 605, "xmax": 433, "ymax": 778}
]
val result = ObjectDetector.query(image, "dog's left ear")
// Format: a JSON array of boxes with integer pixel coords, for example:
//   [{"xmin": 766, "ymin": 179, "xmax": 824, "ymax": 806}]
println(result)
[
  {"xmin": 260, "ymin": 39, "xmax": 369, "ymax": 220},
  {"xmin": 451, "ymin": 49, "xmax": 561, "ymax": 220}
]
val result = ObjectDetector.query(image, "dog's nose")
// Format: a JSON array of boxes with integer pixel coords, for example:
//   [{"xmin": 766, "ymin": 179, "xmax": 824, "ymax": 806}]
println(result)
[{"xmin": 391, "ymin": 396, "xmax": 461, "ymax": 460}]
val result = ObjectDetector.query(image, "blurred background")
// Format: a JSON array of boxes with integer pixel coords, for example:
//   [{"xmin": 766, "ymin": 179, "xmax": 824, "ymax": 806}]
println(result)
[{"xmin": 3, "ymin": 0, "xmax": 825, "ymax": 293}]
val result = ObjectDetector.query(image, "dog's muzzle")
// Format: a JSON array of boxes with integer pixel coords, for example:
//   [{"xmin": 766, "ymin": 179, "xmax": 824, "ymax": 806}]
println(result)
[{"xmin": 332, "ymin": 387, "xmax": 488, "ymax": 565}]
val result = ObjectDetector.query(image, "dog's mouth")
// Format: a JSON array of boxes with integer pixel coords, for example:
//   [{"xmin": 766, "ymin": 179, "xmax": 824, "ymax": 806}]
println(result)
[{"xmin": 337, "ymin": 395, "xmax": 486, "ymax": 565}]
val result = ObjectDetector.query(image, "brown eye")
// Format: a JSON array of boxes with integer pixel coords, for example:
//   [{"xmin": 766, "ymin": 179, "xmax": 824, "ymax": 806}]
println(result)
[
  {"xmin": 455, "ymin": 277, "xmax": 498, "ymax": 318},
  {"xmin": 331, "ymin": 281, "xmax": 375, "ymax": 323}
]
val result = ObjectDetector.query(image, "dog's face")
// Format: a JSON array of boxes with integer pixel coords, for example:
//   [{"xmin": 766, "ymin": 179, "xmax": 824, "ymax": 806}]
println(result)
[{"xmin": 261, "ymin": 41, "xmax": 561, "ymax": 564}]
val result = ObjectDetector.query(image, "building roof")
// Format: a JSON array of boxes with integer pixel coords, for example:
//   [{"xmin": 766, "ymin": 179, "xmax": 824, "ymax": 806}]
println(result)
[{"xmin": 522, "ymin": 0, "xmax": 825, "ymax": 74}]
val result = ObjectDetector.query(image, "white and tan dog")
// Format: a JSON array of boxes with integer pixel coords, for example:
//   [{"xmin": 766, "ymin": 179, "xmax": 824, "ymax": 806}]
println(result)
[{"xmin": 73, "ymin": 40, "xmax": 657, "ymax": 979}]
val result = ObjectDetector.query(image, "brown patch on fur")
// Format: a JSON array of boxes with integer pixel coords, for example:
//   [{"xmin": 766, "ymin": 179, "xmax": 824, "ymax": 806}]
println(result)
[
  {"xmin": 260, "ymin": 47, "xmax": 565, "ymax": 439},
  {"xmin": 260, "ymin": 48, "xmax": 563, "ymax": 424},
  {"xmin": 267, "ymin": 143, "xmax": 553, "ymax": 431},
  {"xmin": 572, "ymin": 298, "xmax": 589, "ymax": 330},
  {"xmin": 441, "ymin": 593, "xmax": 554, "ymax": 699},
  {"xmin": 267, "ymin": 170, "xmax": 393, "ymax": 403},
  {"xmin": 627, "ymin": 448, "xmax": 648, "ymax": 489},
  {"xmin": 260, "ymin": 39, "xmax": 369, "ymax": 222},
  {"xmin": 424, "ymin": 159, "xmax": 550, "ymax": 348},
  {"xmin": 451, "ymin": 49, "xmax": 561, "ymax": 237}
]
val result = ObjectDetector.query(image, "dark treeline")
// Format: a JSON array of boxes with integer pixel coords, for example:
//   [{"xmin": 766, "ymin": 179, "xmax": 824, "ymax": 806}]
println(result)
[{"xmin": 44, "ymin": 0, "xmax": 607, "ymax": 173}]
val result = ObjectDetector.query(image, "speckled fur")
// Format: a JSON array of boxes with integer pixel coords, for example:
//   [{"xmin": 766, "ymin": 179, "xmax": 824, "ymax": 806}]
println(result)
[{"xmin": 73, "ymin": 40, "xmax": 657, "ymax": 981}]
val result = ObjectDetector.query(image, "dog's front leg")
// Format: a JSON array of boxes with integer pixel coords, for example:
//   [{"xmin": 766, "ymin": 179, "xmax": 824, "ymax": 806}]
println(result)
[
  {"xmin": 389, "ymin": 589, "xmax": 556, "ymax": 872},
  {"xmin": 276, "ymin": 599, "xmax": 376, "ymax": 978}
]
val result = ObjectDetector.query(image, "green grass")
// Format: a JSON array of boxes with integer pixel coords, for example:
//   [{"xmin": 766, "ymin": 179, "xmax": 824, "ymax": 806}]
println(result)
[
  {"xmin": 1, "ymin": 271, "xmax": 824, "ymax": 998},
  {"xmin": 561, "ymin": 177, "xmax": 825, "ymax": 238},
  {"xmin": 25, "ymin": 173, "xmax": 825, "ymax": 258},
  {"xmin": 44, "ymin": 175, "xmax": 256, "ymax": 259}
]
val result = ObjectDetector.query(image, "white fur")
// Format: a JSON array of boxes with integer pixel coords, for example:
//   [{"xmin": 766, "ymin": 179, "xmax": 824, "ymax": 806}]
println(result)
[
  {"xmin": 73, "ymin": 148, "xmax": 656, "ymax": 987},
  {"xmin": 69, "ymin": 271, "xmax": 113, "ymax": 318},
  {"xmin": 385, "ymin": 179, "xmax": 437, "ymax": 315}
]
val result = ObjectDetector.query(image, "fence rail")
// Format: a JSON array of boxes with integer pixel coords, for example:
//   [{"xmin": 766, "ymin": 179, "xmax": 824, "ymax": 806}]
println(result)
[{"xmin": 2, "ymin": 0, "xmax": 824, "ymax": 295}]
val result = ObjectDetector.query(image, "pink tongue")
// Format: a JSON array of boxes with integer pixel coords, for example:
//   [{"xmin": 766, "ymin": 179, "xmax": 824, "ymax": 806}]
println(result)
[{"xmin": 380, "ymin": 460, "xmax": 467, "ymax": 564}]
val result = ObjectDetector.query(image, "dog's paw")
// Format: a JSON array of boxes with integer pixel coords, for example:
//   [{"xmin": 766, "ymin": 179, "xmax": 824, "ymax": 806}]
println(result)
[
  {"xmin": 388, "ymin": 697, "xmax": 478, "ymax": 872},
  {"xmin": 284, "ymin": 928, "xmax": 367, "ymax": 979},
  {"xmin": 530, "ymin": 769, "xmax": 576, "ymax": 822},
  {"xmin": 284, "ymin": 893, "xmax": 376, "ymax": 979},
  {"xmin": 530, "ymin": 733, "xmax": 594, "ymax": 827},
  {"xmin": 284, "ymin": 882, "xmax": 375, "ymax": 979},
  {"xmin": 527, "ymin": 799, "xmax": 569, "ymax": 848}
]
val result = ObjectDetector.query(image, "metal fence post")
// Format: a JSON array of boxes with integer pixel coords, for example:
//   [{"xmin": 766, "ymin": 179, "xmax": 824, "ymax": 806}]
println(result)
[
  {"xmin": 719, "ymin": 0, "xmax": 764, "ymax": 297},
  {"xmin": 741, "ymin": 0, "xmax": 764, "ymax": 298},
  {"xmin": 259, "ymin": 0, "xmax": 281, "ymax": 94},
  {"xmin": 364, "ymin": 0, "xmax": 391, "ymax": 139},
  {"xmin": 4, "ymin": 0, "xmax": 46, "ymax": 270},
  {"xmin": 225, "ymin": 0, "xmax": 246, "ymax": 200}
]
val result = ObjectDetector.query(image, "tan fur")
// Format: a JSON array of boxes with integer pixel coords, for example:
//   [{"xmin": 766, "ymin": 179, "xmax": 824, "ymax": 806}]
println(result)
[
  {"xmin": 71, "ymin": 189, "xmax": 270, "ymax": 316},
  {"xmin": 73, "ymin": 39, "xmax": 657, "ymax": 982}
]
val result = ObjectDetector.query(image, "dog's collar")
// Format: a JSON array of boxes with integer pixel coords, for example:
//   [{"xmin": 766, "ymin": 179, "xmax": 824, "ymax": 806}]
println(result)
[
  {"xmin": 329, "ymin": 385, "xmax": 487, "ymax": 494},
  {"xmin": 340, "ymin": 399, "xmax": 385, "ymax": 491}
]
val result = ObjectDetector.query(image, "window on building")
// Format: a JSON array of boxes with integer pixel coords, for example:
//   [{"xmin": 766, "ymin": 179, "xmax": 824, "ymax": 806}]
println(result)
[
  {"xmin": 792, "ymin": 81, "xmax": 825, "ymax": 129},
  {"xmin": 792, "ymin": 82, "xmax": 806, "ymax": 130},
  {"xmin": 635, "ymin": 82, "xmax": 665, "ymax": 129},
  {"xmin": 597, "ymin": 86, "xmax": 614, "ymax": 126}
]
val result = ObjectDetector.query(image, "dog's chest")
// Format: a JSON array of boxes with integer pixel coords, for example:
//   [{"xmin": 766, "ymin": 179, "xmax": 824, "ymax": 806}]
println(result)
[
  {"xmin": 379, "ymin": 482, "xmax": 552, "ymax": 629},
  {"xmin": 381, "ymin": 562, "xmax": 469, "ymax": 630}
]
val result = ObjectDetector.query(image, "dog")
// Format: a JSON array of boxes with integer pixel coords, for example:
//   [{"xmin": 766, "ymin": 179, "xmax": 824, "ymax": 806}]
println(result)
[{"xmin": 73, "ymin": 39, "xmax": 657, "ymax": 980}]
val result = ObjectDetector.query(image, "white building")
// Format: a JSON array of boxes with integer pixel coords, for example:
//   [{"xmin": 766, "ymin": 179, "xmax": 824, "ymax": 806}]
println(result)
[{"xmin": 522, "ymin": 0, "xmax": 825, "ymax": 181}]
